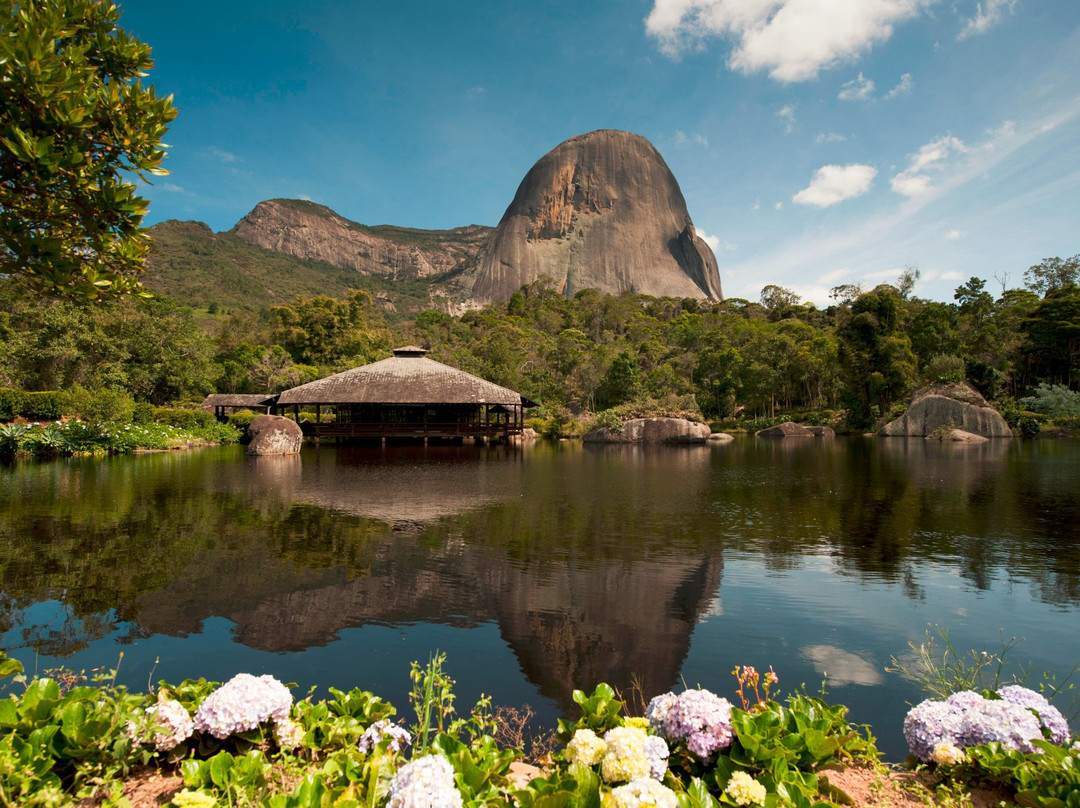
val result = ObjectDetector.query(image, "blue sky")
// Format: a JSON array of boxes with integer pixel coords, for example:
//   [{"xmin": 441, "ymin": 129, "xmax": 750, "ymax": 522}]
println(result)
[{"xmin": 120, "ymin": 0, "xmax": 1080, "ymax": 306}]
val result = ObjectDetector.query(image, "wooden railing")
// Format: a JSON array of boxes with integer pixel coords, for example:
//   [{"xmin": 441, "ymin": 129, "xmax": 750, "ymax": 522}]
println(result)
[{"xmin": 299, "ymin": 421, "xmax": 520, "ymax": 439}]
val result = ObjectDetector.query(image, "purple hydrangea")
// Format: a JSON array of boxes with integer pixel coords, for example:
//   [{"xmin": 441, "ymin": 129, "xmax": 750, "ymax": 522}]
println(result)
[
  {"xmin": 387, "ymin": 754, "xmax": 463, "ymax": 808},
  {"xmin": 997, "ymin": 686, "xmax": 1069, "ymax": 745},
  {"xmin": 358, "ymin": 719, "xmax": 412, "ymax": 754},
  {"xmin": 644, "ymin": 735, "xmax": 670, "ymax": 780},
  {"xmin": 193, "ymin": 673, "xmax": 293, "ymax": 739},
  {"xmin": 646, "ymin": 689, "xmax": 734, "ymax": 760},
  {"xmin": 904, "ymin": 689, "xmax": 1051, "ymax": 762}
]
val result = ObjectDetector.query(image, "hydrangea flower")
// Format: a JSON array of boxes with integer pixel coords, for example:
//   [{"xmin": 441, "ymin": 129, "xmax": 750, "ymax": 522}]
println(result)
[
  {"xmin": 904, "ymin": 690, "xmax": 1049, "ymax": 762},
  {"xmin": 723, "ymin": 772, "xmax": 767, "ymax": 806},
  {"xmin": 997, "ymin": 685, "xmax": 1069, "ymax": 745},
  {"xmin": 931, "ymin": 741, "xmax": 965, "ymax": 766},
  {"xmin": 601, "ymin": 726, "xmax": 652, "ymax": 783},
  {"xmin": 273, "ymin": 717, "xmax": 303, "ymax": 750},
  {"xmin": 566, "ymin": 728, "xmax": 606, "ymax": 766},
  {"xmin": 605, "ymin": 778, "xmax": 679, "ymax": 808},
  {"xmin": 646, "ymin": 689, "xmax": 734, "ymax": 760},
  {"xmin": 643, "ymin": 735, "xmax": 669, "ymax": 780},
  {"xmin": 170, "ymin": 790, "xmax": 218, "ymax": 808},
  {"xmin": 193, "ymin": 673, "xmax": 293, "ymax": 739},
  {"xmin": 128, "ymin": 697, "xmax": 194, "ymax": 751},
  {"xmin": 358, "ymin": 719, "xmax": 412, "ymax": 754},
  {"xmin": 387, "ymin": 754, "xmax": 463, "ymax": 808}
]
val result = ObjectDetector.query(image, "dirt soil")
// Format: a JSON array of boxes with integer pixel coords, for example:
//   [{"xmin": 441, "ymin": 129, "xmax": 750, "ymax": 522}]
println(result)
[{"xmin": 97, "ymin": 763, "xmax": 1017, "ymax": 808}]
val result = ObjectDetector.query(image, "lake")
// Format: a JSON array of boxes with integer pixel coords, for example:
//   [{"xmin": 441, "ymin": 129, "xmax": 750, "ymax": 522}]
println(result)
[{"xmin": 2, "ymin": 436, "xmax": 1078, "ymax": 759}]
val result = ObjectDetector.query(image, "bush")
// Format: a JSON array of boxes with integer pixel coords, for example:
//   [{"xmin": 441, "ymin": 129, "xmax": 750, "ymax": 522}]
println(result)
[
  {"xmin": 131, "ymin": 401, "xmax": 156, "ymax": 424},
  {"xmin": 66, "ymin": 384, "xmax": 135, "ymax": 426},
  {"xmin": 151, "ymin": 407, "xmax": 216, "ymax": 430},
  {"xmin": 19, "ymin": 390, "xmax": 71, "ymax": 420},
  {"xmin": 0, "ymin": 388, "xmax": 24, "ymax": 421},
  {"xmin": 1020, "ymin": 383, "xmax": 1080, "ymax": 422},
  {"xmin": 227, "ymin": 410, "xmax": 260, "ymax": 429},
  {"xmin": 923, "ymin": 354, "xmax": 967, "ymax": 384}
]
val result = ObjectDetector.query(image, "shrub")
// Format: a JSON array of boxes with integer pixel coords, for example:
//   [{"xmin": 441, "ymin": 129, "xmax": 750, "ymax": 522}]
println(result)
[
  {"xmin": 227, "ymin": 410, "xmax": 260, "ymax": 429},
  {"xmin": 0, "ymin": 388, "xmax": 24, "ymax": 421},
  {"xmin": 152, "ymin": 407, "xmax": 216, "ymax": 430},
  {"xmin": 131, "ymin": 402, "xmax": 156, "ymax": 424},
  {"xmin": 19, "ymin": 390, "xmax": 71, "ymax": 420},
  {"xmin": 66, "ymin": 384, "xmax": 135, "ymax": 426},
  {"xmin": 923, "ymin": 354, "xmax": 967, "ymax": 384},
  {"xmin": 1020, "ymin": 383, "xmax": 1080, "ymax": 422}
]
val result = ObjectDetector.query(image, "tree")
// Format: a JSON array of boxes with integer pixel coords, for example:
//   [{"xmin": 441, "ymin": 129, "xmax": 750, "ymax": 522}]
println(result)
[
  {"xmin": 1024, "ymin": 255, "xmax": 1080, "ymax": 298},
  {"xmin": 0, "ymin": 0, "xmax": 176, "ymax": 298}
]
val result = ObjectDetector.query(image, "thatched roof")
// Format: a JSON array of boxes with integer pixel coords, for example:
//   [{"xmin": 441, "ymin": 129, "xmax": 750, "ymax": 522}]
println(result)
[
  {"xmin": 202, "ymin": 394, "xmax": 274, "ymax": 408},
  {"xmin": 275, "ymin": 347, "xmax": 532, "ymax": 406}
]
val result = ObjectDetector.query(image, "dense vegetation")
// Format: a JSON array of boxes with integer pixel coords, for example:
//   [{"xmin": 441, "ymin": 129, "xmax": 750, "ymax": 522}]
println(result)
[
  {"xmin": 1, "ymin": 647, "xmax": 1077, "ymax": 808},
  {"xmin": 1, "ymin": 256, "xmax": 1078, "ymax": 437}
]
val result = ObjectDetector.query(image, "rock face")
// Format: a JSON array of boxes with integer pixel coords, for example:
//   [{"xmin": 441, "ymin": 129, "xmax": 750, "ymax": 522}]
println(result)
[
  {"xmin": 756, "ymin": 421, "xmax": 813, "ymax": 438},
  {"xmin": 582, "ymin": 417, "xmax": 711, "ymax": 444},
  {"xmin": 246, "ymin": 415, "xmax": 303, "ymax": 455},
  {"xmin": 880, "ymin": 384, "xmax": 1013, "ymax": 438},
  {"xmin": 927, "ymin": 429, "xmax": 989, "ymax": 443},
  {"xmin": 458, "ymin": 130, "xmax": 723, "ymax": 303},
  {"xmin": 231, "ymin": 199, "xmax": 492, "ymax": 280}
]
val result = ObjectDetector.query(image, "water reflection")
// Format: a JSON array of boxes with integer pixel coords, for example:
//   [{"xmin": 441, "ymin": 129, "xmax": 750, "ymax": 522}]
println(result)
[{"xmin": 2, "ymin": 438, "xmax": 1079, "ymax": 750}]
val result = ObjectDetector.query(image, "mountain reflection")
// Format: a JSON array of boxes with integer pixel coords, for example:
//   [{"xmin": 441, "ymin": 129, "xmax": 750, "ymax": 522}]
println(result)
[{"xmin": 2, "ymin": 438, "xmax": 1079, "ymax": 711}]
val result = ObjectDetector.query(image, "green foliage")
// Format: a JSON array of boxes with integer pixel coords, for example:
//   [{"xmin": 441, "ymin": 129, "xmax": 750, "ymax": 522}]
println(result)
[
  {"xmin": 409, "ymin": 651, "xmax": 498, "ymax": 756},
  {"xmin": 556, "ymin": 683, "xmax": 625, "ymax": 744},
  {"xmin": 1025, "ymin": 255, "xmax": 1080, "ymax": 298},
  {"xmin": 19, "ymin": 390, "xmax": 71, "ymax": 420},
  {"xmin": 66, "ymin": 383, "xmax": 136, "ymax": 426},
  {"xmin": 0, "ymin": 0, "xmax": 177, "ymax": 298},
  {"xmin": 228, "ymin": 410, "xmax": 261, "ymax": 429},
  {"xmin": 885, "ymin": 626, "xmax": 1028, "ymax": 701},
  {"xmin": 922, "ymin": 354, "xmax": 966, "ymax": 385},
  {"xmin": 0, "ymin": 387, "xmax": 23, "ymax": 420},
  {"xmin": 1021, "ymin": 384, "xmax": 1080, "ymax": 423},
  {"xmin": 958, "ymin": 741, "xmax": 1080, "ymax": 808},
  {"xmin": 151, "ymin": 407, "xmax": 217, "ymax": 431}
]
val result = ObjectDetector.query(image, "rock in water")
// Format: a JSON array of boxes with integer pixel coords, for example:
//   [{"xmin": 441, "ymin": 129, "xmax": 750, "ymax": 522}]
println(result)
[
  {"xmin": 582, "ymin": 417, "xmax": 711, "ymax": 444},
  {"xmin": 246, "ymin": 415, "xmax": 303, "ymax": 455},
  {"xmin": 880, "ymin": 383, "xmax": 1013, "ymax": 438},
  {"xmin": 459, "ymin": 130, "xmax": 723, "ymax": 303}
]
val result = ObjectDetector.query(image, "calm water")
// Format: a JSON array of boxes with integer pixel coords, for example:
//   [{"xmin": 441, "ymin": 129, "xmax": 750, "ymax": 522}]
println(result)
[{"xmin": 2, "ymin": 437, "xmax": 1079, "ymax": 759}]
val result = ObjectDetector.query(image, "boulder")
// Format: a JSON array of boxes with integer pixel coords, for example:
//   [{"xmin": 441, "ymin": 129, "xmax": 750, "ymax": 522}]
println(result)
[
  {"xmin": 926, "ymin": 429, "xmax": 989, "ymax": 443},
  {"xmin": 707, "ymin": 432, "xmax": 735, "ymax": 442},
  {"xmin": 756, "ymin": 421, "xmax": 813, "ymax": 438},
  {"xmin": 880, "ymin": 383, "xmax": 1012, "ymax": 438},
  {"xmin": 804, "ymin": 426, "xmax": 836, "ymax": 438},
  {"xmin": 246, "ymin": 415, "xmax": 303, "ymax": 455},
  {"xmin": 582, "ymin": 417, "xmax": 710, "ymax": 444}
]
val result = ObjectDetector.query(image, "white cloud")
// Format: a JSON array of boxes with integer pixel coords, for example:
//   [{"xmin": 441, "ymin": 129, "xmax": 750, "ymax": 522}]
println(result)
[
  {"xmin": 890, "ymin": 135, "xmax": 968, "ymax": 197},
  {"xmin": 815, "ymin": 132, "xmax": 847, "ymax": 144},
  {"xmin": 958, "ymin": 0, "xmax": 1017, "ymax": 40},
  {"xmin": 697, "ymin": 227, "xmax": 736, "ymax": 252},
  {"xmin": 161, "ymin": 183, "xmax": 185, "ymax": 193},
  {"xmin": 774, "ymin": 201, "xmax": 783, "ymax": 210},
  {"xmin": 645, "ymin": 0, "xmax": 930, "ymax": 82},
  {"xmin": 207, "ymin": 147, "xmax": 238, "ymax": 164},
  {"xmin": 940, "ymin": 270, "xmax": 965, "ymax": 281},
  {"xmin": 945, "ymin": 229, "xmax": 964, "ymax": 240},
  {"xmin": 793, "ymin": 163, "xmax": 877, "ymax": 207},
  {"xmin": 675, "ymin": 130, "xmax": 710, "ymax": 147},
  {"xmin": 838, "ymin": 72, "xmax": 875, "ymax": 101},
  {"xmin": 817, "ymin": 267, "xmax": 852, "ymax": 285},
  {"xmin": 298, "ymin": 194, "xmax": 313, "ymax": 201},
  {"xmin": 802, "ymin": 645, "xmax": 883, "ymax": 687},
  {"xmin": 778, "ymin": 104, "xmax": 797, "ymax": 133},
  {"xmin": 885, "ymin": 72, "xmax": 914, "ymax": 98},
  {"xmin": 750, "ymin": 200, "xmax": 760, "ymax": 210},
  {"xmin": 466, "ymin": 86, "xmax": 487, "ymax": 99}
]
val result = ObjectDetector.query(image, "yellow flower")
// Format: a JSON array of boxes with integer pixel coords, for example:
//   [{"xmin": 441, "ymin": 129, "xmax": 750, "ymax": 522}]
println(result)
[
  {"xmin": 567, "ymin": 728, "xmax": 606, "ymax": 767},
  {"xmin": 601, "ymin": 727, "xmax": 652, "ymax": 783},
  {"xmin": 723, "ymin": 772, "xmax": 766, "ymax": 806},
  {"xmin": 931, "ymin": 741, "xmax": 965, "ymax": 766},
  {"xmin": 623, "ymin": 717, "xmax": 650, "ymax": 730},
  {"xmin": 171, "ymin": 790, "xmax": 218, "ymax": 808}
]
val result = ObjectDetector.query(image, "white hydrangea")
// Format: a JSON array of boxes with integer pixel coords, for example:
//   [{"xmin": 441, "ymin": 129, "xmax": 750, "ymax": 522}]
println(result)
[
  {"xmin": 723, "ymin": 772, "xmax": 767, "ymax": 806},
  {"xmin": 128, "ymin": 697, "xmax": 194, "ymax": 752},
  {"xmin": 193, "ymin": 673, "xmax": 293, "ymax": 739},
  {"xmin": 566, "ymin": 728, "xmax": 606, "ymax": 766},
  {"xmin": 606, "ymin": 778, "xmax": 679, "ymax": 808},
  {"xmin": 387, "ymin": 754, "xmax": 463, "ymax": 808}
]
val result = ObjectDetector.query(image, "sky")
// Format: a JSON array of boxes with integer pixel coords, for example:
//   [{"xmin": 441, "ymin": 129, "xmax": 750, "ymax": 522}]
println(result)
[{"xmin": 119, "ymin": 0, "xmax": 1080, "ymax": 306}]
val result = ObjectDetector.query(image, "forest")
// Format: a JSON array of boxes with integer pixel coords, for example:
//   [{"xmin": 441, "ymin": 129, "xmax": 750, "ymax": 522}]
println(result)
[{"xmin": 1, "ymin": 255, "xmax": 1078, "ymax": 438}]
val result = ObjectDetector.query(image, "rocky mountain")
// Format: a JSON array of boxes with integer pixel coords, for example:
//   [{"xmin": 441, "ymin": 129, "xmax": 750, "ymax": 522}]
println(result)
[
  {"xmin": 231, "ymin": 198, "xmax": 492, "ymax": 280},
  {"xmin": 454, "ymin": 129, "xmax": 723, "ymax": 303},
  {"xmin": 144, "ymin": 131, "xmax": 722, "ymax": 311}
]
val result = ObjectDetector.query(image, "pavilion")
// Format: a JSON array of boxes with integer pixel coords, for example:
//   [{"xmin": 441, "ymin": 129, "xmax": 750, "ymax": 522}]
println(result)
[{"xmin": 271, "ymin": 346, "xmax": 536, "ymax": 444}]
